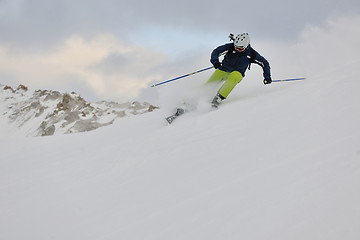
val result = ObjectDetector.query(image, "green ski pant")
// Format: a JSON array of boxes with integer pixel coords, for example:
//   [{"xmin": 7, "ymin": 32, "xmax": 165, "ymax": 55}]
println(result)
[{"xmin": 206, "ymin": 69, "xmax": 243, "ymax": 98}]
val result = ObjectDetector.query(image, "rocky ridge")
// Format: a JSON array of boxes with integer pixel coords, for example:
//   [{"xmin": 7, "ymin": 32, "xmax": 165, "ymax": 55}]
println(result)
[{"xmin": 0, "ymin": 84, "xmax": 158, "ymax": 136}]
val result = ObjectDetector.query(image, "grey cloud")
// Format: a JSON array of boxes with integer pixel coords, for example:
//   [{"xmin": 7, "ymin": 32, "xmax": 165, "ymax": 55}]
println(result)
[
  {"xmin": 92, "ymin": 52, "xmax": 128, "ymax": 75},
  {"xmin": 1, "ymin": 0, "xmax": 359, "ymax": 47}
]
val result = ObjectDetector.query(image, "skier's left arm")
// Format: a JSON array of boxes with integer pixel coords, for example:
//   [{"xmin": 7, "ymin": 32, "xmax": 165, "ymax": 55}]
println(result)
[{"xmin": 253, "ymin": 50, "xmax": 272, "ymax": 84}]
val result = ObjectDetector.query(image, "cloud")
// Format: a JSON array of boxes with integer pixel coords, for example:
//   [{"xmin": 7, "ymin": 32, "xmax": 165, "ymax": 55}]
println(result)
[
  {"xmin": 1, "ymin": 0, "xmax": 359, "ymax": 48},
  {"xmin": 0, "ymin": 34, "xmax": 168, "ymax": 102}
]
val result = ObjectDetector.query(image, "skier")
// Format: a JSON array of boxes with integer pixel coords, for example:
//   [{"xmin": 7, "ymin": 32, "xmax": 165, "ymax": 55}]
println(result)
[
  {"xmin": 209, "ymin": 33, "xmax": 272, "ymax": 108},
  {"xmin": 166, "ymin": 33, "xmax": 272, "ymax": 124}
]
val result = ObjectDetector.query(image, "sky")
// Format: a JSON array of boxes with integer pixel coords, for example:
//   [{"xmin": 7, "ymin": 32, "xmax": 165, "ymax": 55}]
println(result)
[{"xmin": 0, "ymin": 0, "xmax": 359, "ymax": 102}]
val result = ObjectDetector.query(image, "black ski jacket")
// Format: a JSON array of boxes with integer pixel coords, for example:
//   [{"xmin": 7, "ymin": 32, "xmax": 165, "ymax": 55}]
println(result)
[{"xmin": 210, "ymin": 43, "xmax": 271, "ymax": 79}]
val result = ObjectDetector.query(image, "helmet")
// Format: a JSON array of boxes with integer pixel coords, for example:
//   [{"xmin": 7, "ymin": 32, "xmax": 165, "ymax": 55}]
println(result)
[{"xmin": 234, "ymin": 33, "xmax": 250, "ymax": 49}]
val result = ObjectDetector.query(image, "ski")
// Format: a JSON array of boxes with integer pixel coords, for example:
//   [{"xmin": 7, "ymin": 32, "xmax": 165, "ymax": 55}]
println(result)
[{"xmin": 165, "ymin": 108, "xmax": 185, "ymax": 124}]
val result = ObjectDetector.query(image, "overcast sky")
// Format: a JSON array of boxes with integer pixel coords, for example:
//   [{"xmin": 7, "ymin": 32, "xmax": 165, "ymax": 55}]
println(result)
[{"xmin": 1, "ymin": 0, "xmax": 359, "ymax": 102}]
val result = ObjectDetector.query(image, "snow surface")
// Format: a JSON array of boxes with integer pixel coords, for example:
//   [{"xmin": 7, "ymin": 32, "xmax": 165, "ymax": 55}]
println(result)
[{"xmin": 1, "ymin": 60, "xmax": 360, "ymax": 239}]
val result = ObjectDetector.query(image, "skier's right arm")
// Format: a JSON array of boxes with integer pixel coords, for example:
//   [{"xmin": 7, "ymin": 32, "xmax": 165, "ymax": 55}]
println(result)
[{"xmin": 210, "ymin": 43, "xmax": 232, "ymax": 66}]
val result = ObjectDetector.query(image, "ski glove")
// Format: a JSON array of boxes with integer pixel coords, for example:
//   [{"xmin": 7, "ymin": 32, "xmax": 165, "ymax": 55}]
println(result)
[
  {"xmin": 264, "ymin": 77, "xmax": 272, "ymax": 85},
  {"xmin": 213, "ymin": 61, "xmax": 221, "ymax": 69}
]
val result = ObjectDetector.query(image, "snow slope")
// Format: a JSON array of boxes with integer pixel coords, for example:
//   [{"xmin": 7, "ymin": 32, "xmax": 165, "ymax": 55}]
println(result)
[{"xmin": 1, "ymin": 60, "xmax": 360, "ymax": 239}]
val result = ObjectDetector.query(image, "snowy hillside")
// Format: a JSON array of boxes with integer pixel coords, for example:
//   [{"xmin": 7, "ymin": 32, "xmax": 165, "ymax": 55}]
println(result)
[
  {"xmin": 0, "ymin": 84, "xmax": 158, "ymax": 136},
  {"xmin": 1, "ymin": 60, "xmax": 360, "ymax": 240}
]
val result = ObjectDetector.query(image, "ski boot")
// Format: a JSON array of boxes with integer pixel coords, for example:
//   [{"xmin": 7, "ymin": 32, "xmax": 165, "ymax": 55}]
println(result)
[{"xmin": 211, "ymin": 93, "xmax": 225, "ymax": 108}]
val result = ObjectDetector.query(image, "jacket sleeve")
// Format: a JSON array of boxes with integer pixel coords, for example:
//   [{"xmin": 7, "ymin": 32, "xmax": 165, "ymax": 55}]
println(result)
[
  {"xmin": 210, "ymin": 43, "xmax": 232, "ymax": 64},
  {"xmin": 253, "ymin": 50, "xmax": 271, "ymax": 79}
]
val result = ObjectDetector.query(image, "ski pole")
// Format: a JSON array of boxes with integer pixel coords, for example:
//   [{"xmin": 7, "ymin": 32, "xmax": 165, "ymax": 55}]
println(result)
[
  {"xmin": 151, "ymin": 66, "xmax": 214, "ymax": 87},
  {"xmin": 272, "ymin": 77, "xmax": 306, "ymax": 83}
]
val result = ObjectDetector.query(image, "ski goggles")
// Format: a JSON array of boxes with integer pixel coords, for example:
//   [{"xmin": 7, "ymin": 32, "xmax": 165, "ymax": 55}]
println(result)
[{"xmin": 234, "ymin": 46, "xmax": 245, "ymax": 52}]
